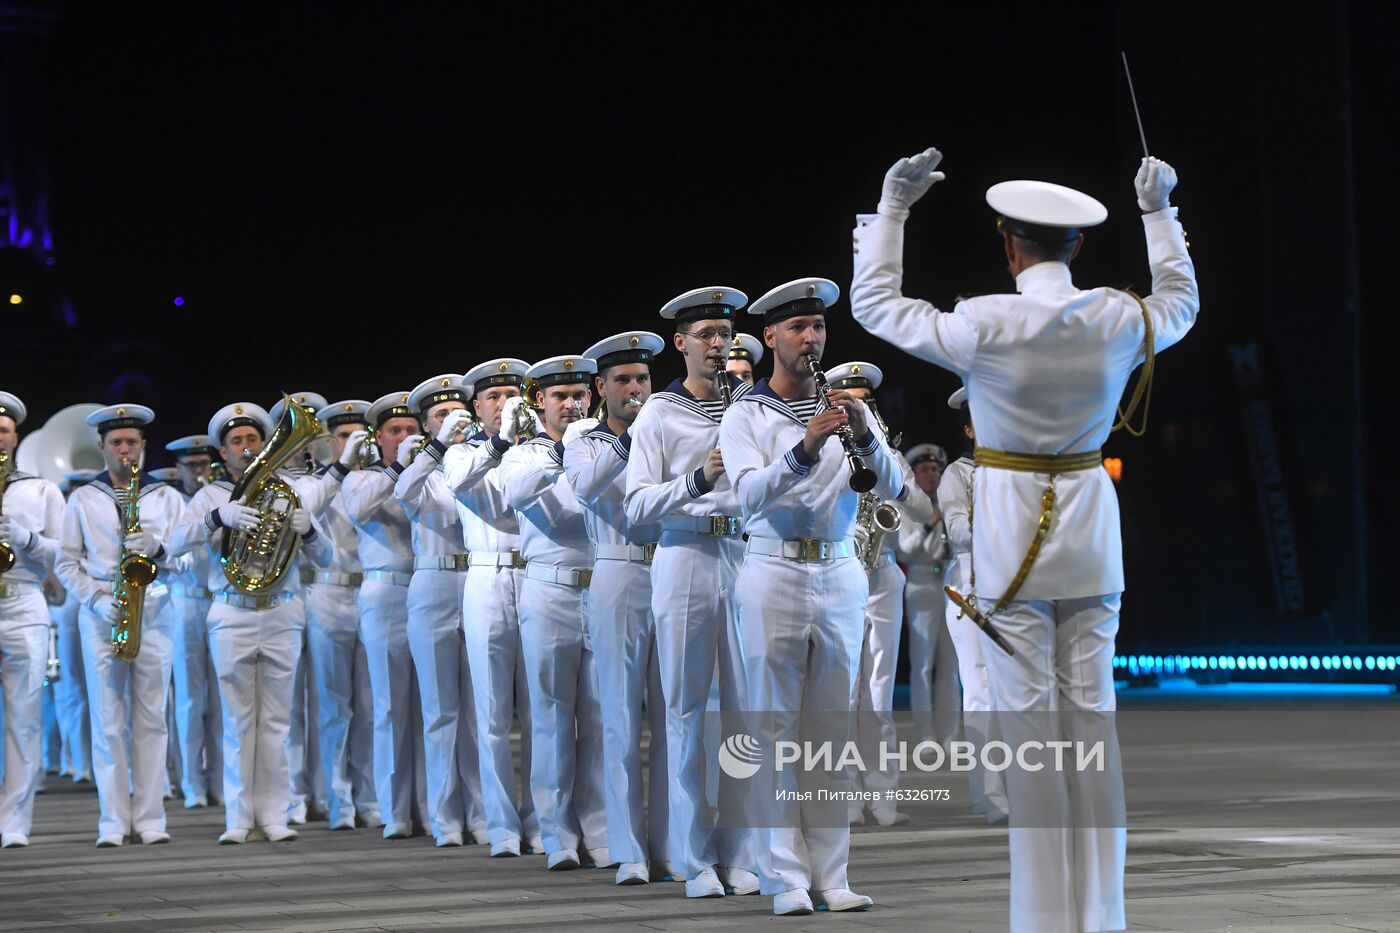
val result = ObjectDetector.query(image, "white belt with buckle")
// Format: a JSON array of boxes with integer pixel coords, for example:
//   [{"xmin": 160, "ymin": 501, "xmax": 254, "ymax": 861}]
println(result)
[
  {"xmin": 746, "ymin": 535, "xmax": 857, "ymax": 563},
  {"xmin": 308, "ymin": 571, "xmax": 364, "ymax": 588},
  {"xmin": 467, "ymin": 550, "xmax": 526, "ymax": 569},
  {"xmin": 0, "ymin": 581, "xmax": 40, "ymax": 598},
  {"xmin": 524, "ymin": 562, "xmax": 593, "ymax": 588},
  {"xmin": 661, "ymin": 514, "xmax": 742, "ymax": 537},
  {"xmin": 170, "ymin": 583, "xmax": 212, "ymax": 600},
  {"xmin": 215, "ymin": 591, "xmax": 296, "ymax": 611},
  {"xmin": 595, "ymin": 543, "xmax": 657, "ymax": 564},
  {"xmin": 363, "ymin": 570, "xmax": 413, "ymax": 587},
  {"xmin": 414, "ymin": 554, "xmax": 471, "ymax": 572}
]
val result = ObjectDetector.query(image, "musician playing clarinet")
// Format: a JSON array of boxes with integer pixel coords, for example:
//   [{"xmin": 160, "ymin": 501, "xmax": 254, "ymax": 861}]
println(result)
[{"xmin": 718, "ymin": 277, "xmax": 903, "ymax": 917}]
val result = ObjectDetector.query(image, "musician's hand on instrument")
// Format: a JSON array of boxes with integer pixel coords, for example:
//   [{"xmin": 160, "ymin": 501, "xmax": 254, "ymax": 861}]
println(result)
[
  {"xmin": 1135, "ymin": 156, "xmax": 1177, "ymax": 212},
  {"xmin": 802, "ymin": 409, "xmax": 849, "ymax": 459},
  {"xmin": 123, "ymin": 529, "xmax": 157, "ymax": 556},
  {"xmin": 216, "ymin": 501, "xmax": 261, "ymax": 532},
  {"xmin": 396, "ymin": 436, "xmax": 423, "ymax": 468},
  {"xmin": 436, "ymin": 409, "xmax": 473, "ymax": 445},
  {"xmin": 338, "ymin": 430, "xmax": 368, "ymax": 468},
  {"xmin": 702, "ymin": 448, "xmax": 726, "ymax": 484},
  {"xmin": 94, "ymin": 594, "xmax": 121, "ymax": 625},
  {"xmin": 289, "ymin": 508, "xmax": 313, "ymax": 536},
  {"xmin": 0, "ymin": 515, "xmax": 34, "ymax": 550},
  {"xmin": 825, "ymin": 389, "xmax": 870, "ymax": 439},
  {"xmin": 562, "ymin": 417, "xmax": 599, "ymax": 449},
  {"xmin": 500, "ymin": 397, "xmax": 534, "ymax": 444},
  {"xmin": 879, "ymin": 146, "xmax": 946, "ymax": 220}
]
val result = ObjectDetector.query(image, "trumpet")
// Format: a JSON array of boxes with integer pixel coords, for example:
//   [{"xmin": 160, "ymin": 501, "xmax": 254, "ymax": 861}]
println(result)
[
  {"xmin": 510, "ymin": 378, "xmax": 542, "ymax": 442},
  {"xmin": 356, "ymin": 423, "xmax": 381, "ymax": 466},
  {"xmin": 806, "ymin": 355, "xmax": 877, "ymax": 493}
]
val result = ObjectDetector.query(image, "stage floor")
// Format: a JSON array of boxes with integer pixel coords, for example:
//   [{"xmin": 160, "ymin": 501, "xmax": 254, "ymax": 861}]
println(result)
[{"xmin": 4, "ymin": 684, "xmax": 1398, "ymax": 932}]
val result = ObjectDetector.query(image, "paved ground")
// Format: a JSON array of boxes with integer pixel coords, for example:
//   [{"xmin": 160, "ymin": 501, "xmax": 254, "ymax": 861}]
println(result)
[{"xmin": 4, "ymin": 684, "xmax": 1398, "ymax": 932}]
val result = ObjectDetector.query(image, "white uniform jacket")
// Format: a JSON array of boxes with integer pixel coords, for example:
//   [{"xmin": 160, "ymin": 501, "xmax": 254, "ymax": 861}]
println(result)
[
  {"xmin": 340, "ymin": 464, "xmax": 412, "ymax": 574},
  {"xmin": 563, "ymin": 423, "xmax": 661, "ymax": 549},
  {"xmin": 623, "ymin": 376, "xmax": 750, "ymax": 528},
  {"xmin": 718, "ymin": 381, "xmax": 902, "ymax": 540},
  {"xmin": 0, "ymin": 471, "xmax": 63, "ymax": 585},
  {"xmin": 499, "ymin": 437, "xmax": 592, "ymax": 568},
  {"xmin": 851, "ymin": 207, "xmax": 1198, "ymax": 599},
  {"xmin": 57, "ymin": 473, "xmax": 187, "ymax": 608}
]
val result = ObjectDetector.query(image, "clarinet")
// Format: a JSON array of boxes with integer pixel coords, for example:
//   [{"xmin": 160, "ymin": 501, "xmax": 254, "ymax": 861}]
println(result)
[
  {"xmin": 715, "ymin": 359, "xmax": 732, "ymax": 410},
  {"xmin": 806, "ymin": 355, "xmax": 878, "ymax": 492}
]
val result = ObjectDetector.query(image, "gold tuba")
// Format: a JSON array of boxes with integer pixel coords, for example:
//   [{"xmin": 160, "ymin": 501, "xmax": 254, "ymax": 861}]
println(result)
[
  {"xmin": 0, "ymin": 449, "xmax": 16, "ymax": 574},
  {"xmin": 221, "ymin": 395, "xmax": 329, "ymax": 594},
  {"xmin": 112, "ymin": 460, "xmax": 157, "ymax": 660}
]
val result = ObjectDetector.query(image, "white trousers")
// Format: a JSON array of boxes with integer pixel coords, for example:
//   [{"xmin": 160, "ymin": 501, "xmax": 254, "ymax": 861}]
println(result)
[
  {"xmin": 1, "ymin": 591, "xmax": 50, "ymax": 836},
  {"xmin": 358, "ymin": 579, "xmax": 427, "ymax": 827},
  {"xmin": 735, "ymin": 553, "xmax": 866, "ymax": 897},
  {"xmin": 905, "ymin": 567, "xmax": 962, "ymax": 743},
  {"xmin": 287, "ymin": 625, "xmax": 325, "ymax": 815},
  {"xmin": 944, "ymin": 574, "xmax": 1007, "ymax": 817},
  {"xmin": 305, "ymin": 582, "xmax": 377, "ymax": 823},
  {"xmin": 849, "ymin": 562, "xmax": 904, "ymax": 807},
  {"xmin": 587, "ymin": 558, "xmax": 668, "ymax": 865},
  {"xmin": 462, "ymin": 566, "xmax": 538, "ymax": 847},
  {"xmin": 53, "ymin": 594, "xmax": 90, "ymax": 778},
  {"xmin": 171, "ymin": 593, "xmax": 222, "ymax": 804},
  {"xmin": 207, "ymin": 596, "xmax": 304, "ymax": 831},
  {"xmin": 982, "ymin": 594, "xmax": 1125, "ymax": 933},
  {"xmin": 651, "ymin": 532, "xmax": 754, "ymax": 879},
  {"xmin": 78, "ymin": 591, "xmax": 174, "ymax": 838},
  {"xmin": 517, "ymin": 576, "xmax": 607, "ymax": 857},
  {"xmin": 407, "ymin": 569, "xmax": 485, "ymax": 839}
]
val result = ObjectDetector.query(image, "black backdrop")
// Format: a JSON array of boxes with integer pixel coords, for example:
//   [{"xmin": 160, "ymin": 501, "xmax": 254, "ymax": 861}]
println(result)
[{"xmin": 3, "ymin": 1, "xmax": 1395, "ymax": 647}]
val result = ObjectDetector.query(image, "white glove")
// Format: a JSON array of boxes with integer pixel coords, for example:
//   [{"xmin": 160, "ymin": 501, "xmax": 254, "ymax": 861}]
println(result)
[
  {"xmin": 93, "ymin": 594, "xmax": 121, "ymax": 625},
  {"xmin": 1135, "ymin": 156, "xmax": 1178, "ymax": 212},
  {"xmin": 562, "ymin": 417, "xmax": 600, "ymax": 449},
  {"xmin": 0, "ymin": 515, "xmax": 33, "ymax": 550},
  {"xmin": 123, "ymin": 529, "xmax": 157, "ymax": 556},
  {"xmin": 436, "ymin": 409, "xmax": 473, "ymax": 444},
  {"xmin": 499, "ymin": 397, "xmax": 537, "ymax": 445},
  {"xmin": 878, "ymin": 147, "xmax": 946, "ymax": 221},
  {"xmin": 338, "ymin": 429, "xmax": 368, "ymax": 468},
  {"xmin": 216, "ymin": 501, "xmax": 261, "ymax": 532},
  {"xmin": 289, "ymin": 508, "xmax": 312, "ymax": 536},
  {"xmin": 396, "ymin": 436, "xmax": 423, "ymax": 468}
]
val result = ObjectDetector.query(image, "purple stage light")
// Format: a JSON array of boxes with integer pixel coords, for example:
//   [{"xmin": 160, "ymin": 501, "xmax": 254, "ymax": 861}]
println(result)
[{"xmin": 173, "ymin": 296, "xmax": 185, "ymax": 307}]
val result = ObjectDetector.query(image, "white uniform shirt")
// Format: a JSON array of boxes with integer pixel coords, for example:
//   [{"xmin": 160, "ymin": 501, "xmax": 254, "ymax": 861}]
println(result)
[
  {"xmin": 718, "ymin": 380, "xmax": 902, "ymax": 541},
  {"xmin": 340, "ymin": 464, "xmax": 413, "ymax": 574},
  {"xmin": 933, "ymin": 456, "xmax": 973, "ymax": 589},
  {"xmin": 0, "ymin": 471, "xmax": 63, "ymax": 585},
  {"xmin": 443, "ymin": 436, "xmax": 522, "ymax": 554},
  {"xmin": 293, "ymin": 466, "xmax": 362, "ymax": 575},
  {"xmin": 395, "ymin": 441, "xmax": 466, "ymax": 558},
  {"xmin": 564, "ymin": 423, "xmax": 660, "ymax": 548},
  {"xmin": 164, "ymin": 478, "xmax": 331, "ymax": 597},
  {"xmin": 878, "ymin": 453, "xmax": 935, "ymax": 564},
  {"xmin": 851, "ymin": 207, "xmax": 1198, "ymax": 599},
  {"xmin": 166, "ymin": 487, "xmax": 212, "ymax": 594},
  {"xmin": 623, "ymin": 376, "xmax": 750, "ymax": 528},
  {"xmin": 57, "ymin": 472, "xmax": 187, "ymax": 608},
  {"xmin": 499, "ymin": 436, "xmax": 592, "ymax": 568}
]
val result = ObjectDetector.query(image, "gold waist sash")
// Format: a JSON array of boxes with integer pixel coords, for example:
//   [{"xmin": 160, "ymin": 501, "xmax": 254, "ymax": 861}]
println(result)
[{"xmin": 973, "ymin": 447, "xmax": 1103, "ymax": 474}]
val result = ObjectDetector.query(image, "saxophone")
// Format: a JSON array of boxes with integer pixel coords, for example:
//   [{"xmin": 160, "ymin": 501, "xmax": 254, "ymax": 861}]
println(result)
[
  {"xmin": 0, "ymin": 449, "xmax": 15, "ymax": 574},
  {"xmin": 221, "ymin": 395, "xmax": 329, "ymax": 594},
  {"xmin": 854, "ymin": 491, "xmax": 902, "ymax": 572},
  {"xmin": 112, "ymin": 460, "xmax": 157, "ymax": 661}
]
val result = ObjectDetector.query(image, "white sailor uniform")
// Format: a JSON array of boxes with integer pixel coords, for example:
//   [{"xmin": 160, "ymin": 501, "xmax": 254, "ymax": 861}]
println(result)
[
  {"xmin": 442, "ymin": 433, "xmax": 539, "ymax": 853},
  {"xmin": 499, "ymin": 432, "xmax": 608, "ymax": 864},
  {"xmin": 622, "ymin": 375, "xmax": 757, "ymax": 882},
  {"xmin": 0, "ymin": 463, "xmax": 63, "ymax": 842},
  {"xmin": 341, "ymin": 460, "xmax": 429, "ymax": 834},
  {"xmin": 164, "ymin": 474, "xmax": 331, "ymax": 836},
  {"xmin": 936, "ymin": 453, "xmax": 1008, "ymax": 819},
  {"xmin": 720, "ymin": 379, "xmax": 902, "ymax": 898},
  {"xmin": 57, "ymin": 470, "xmax": 184, "ymax": 841},
  {"xmin": 293, "ymin": 458, "xmax": 379, "ymax": 828},
  {"xmin": 397, "ymin": 432, "xmax": 487, "ymax": 844},
  {"xmin": 851, "ymin": 176, "xmax": 1198, "ymax": 931},
  {"xmin": 565, "ymin": 420, "xmax": 668, "ymax": 871}
]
